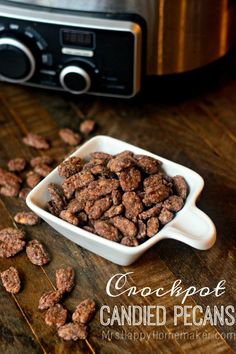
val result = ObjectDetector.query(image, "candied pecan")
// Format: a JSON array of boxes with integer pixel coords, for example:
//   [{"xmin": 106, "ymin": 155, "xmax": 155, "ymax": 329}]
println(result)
[
  {"xmin": 135, "ymin": 155, "xmax": 161, "ymax": 174},
  {"xmin": 0, "ymin": 239, "xmax": 25, "ymax": 258},
  {"xmin": 56, "ymin": 267, "xmax": 75, "ymax": 293},
  {"xmin": 90, "ymin": 152, "xmax": 112, "ymax": 160},
  {"xmin": 67, "ymin": 199, "xmax": 85, "ymax": 213},
  {"xmin": 118, "ymin": 167, "xmax": 141, "ymax": 192},
  {"xmin": 30, "ymin": 155, "xmax": 53, "ymax": 168},
  {"xmin": 137, "ymin": 220, "xmax": 147, "ymax": 239},
  {"xmin": 59, "ymin": 128, "xmax": 82, "ymax": 146},
  {"xmin": 72, "ymin": 299, "xmax": 96, "ymax": 324},
  {"xmin": 34, "ymin": 164, "xmax": 52, "ymax": 177},
  {"xmin": 58, "ymin": 323, "xmax": 88, "ymax": 341},
  {"xmin": 0, "ymin": 167, "xmax": 22, "ymax": 187},
  {"xmin": 116, "ymin": 151, "xmax": 134, "ymax": 159},
  {"xmin": 58, "ymin": 156, "xmax": 83, "ymax": 178},
  {"xmin": 83, "ymin": 158, "xmax": 107, "ymax": 173},
  {"xmin": 143, "ymin": 184, "xmax": 171, "ymax": 206},
  {"xmin": 85, "ymin": 196, "xmax": 112, "ymax": 220},
  {"xmin": 107, "ymin": 155, "xmax": 135, "ymax": 173},
  {"xmin": 78, "ymin": 212, "xmax": 88, "ymax": 224},
  {"xmin": 60, "ymin": 210, "xmax": 79, "ymax": 226},
  {"xmin": 103, "ymin": 204, "xmax": 123, "ymax": 218},
  {"xmin": 45, "ymin": 304, "xmax": 67, "ymax": 328},
  {"xmin": 14, "ymin": 212, "xmax": 40, "ymax": 226},
  {"xmin": 48, "ymin": 183, "xmax": 66, "ymax": 211},
  {"xmin": 94, "ymin": 220, "xmax": 120, "ymax": 242},
  {"xmin": 90, "ymin": 164, "xmax": 111, "ymax": 177},
  {"xmin": 47, "ymin": 201, "xmax": 61, "ymax": 217},
  {"xmin": 79, "ymin": 178, "xmax": 119, "ymax": 201},
  {"xmin": 143, "ymin": 174, "xmax": 163, "ymax": 190},
  {"xmin": 111, "ymin": 189, "xmax": 122, "ymax": 205},
  {"xmin": 0, "ymin": 228, "xmax": 25, "ymax": 242},
  {"xmin": 83, "ymin": 225, "xmax": 95, "ymax": 233},
  {"xmin": 26, "ymin": 171, "xmax": 41, "ymax": 188},
  {"xmin": 163, "ymin": 195, "xmax": 184, "ymax": 212},
  {"xmin": 159, "ymin": 208, "xmax": 174, "ymax": 225},
  {"xmin": 139, "ymin": 203, "xmax": 162, "ymax": 220},
  {"xmin": 62, "ymin": 171, "xmax": 94, "ymax": 199},
  {"xmin": 38, "ymin": 290, "xmax": 63, "ymax": 310},
  {"xmin": 121, "ymin": 237, "xmax": 139, "ymax": 247},
  {"xmin": 0, "ymin": 267, "xmax": 21, "ymax": 294},
  {"xmin": 173, "ymin": 176, "xmax": 188, "ymax": 199},
  {"xmin": 26, "ymin": 240, "xmax": 50, "ymax": 266},
  {"xmin": 112, "ymin": 216, "xmax": 137, "ymax": 238},
  {"xmin": 8, "ymin": 158, "xmax": 26, "ymax": 172},
  {"xmin": 122, "ymin": 192, "xmax": 143, "ymax": 219},
  {"xmin": 23, "ymin": 133, "xmax": 49, "ymax": 150},
  {"xmin": 147, "ymin": 217, "xmax": 159, "ymax": 237},
  {"xmin": 80, "ymin": 120, "xmax": 96, "ymax": 134},
  {"xmin": 19, "ymin": 187, "xmax": 31, "ymax": 200},
  {"xmin": 0, "ymin": 184, "xmax": 20, "ymax": 197}
]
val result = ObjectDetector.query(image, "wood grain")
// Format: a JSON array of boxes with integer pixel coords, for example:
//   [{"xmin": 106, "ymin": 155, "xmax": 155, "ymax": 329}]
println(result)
[{"xmin": 0, "ymin": 73, "xmax": 236, "ymax": 354}]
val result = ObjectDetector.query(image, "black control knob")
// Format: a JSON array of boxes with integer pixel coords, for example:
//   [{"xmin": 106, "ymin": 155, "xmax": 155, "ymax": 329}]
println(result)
[
  {"xmin": 0, "ymin": 37, "xmax": 36, "ymax": 82},
  {"xmin": 59, "ymin": 65, "xmax": 91, "ymax": 94}
]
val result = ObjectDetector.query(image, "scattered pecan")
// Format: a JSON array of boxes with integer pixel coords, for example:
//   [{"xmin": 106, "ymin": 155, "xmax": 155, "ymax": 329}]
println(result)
[
  {"xmin": 26, "ymin": 171, "xmax": 41, "ymax": 188},
  {"xmin": 0, "ymin": 267, "xmax": 21, "ymax": 294},
  {"xmin": 30, "ymin": 155, "xmax": 53, "ymax": 168},
  {"xmin": 23, "ymin": 133, "xmax": 49, "ymax": 150},
  {"xmin": 26, "ymin": 240, "xmax": 50, "ymax": 266},
  {"xmin": 19, "ymin": 187, "xmax": 31, "ymax": 200},
  {"xmin": 0, "ymin": 238, "xmax": 25, "ymax": 258},
  {"xmin": 72, "ymin": 299, "xmax": 96, "ymax": 324},
  {"xmin": 56, "ymin": 266, "xmax": 75, "ymax": 293},
  {"xmin": 80, "ymin": 120, "xmax": 96, "ymax": 134},
  {"xmin": 38, "ymin": 290, "xmax": 63, "ymax": 310},
  {"xmin": 0, "ymin": 167, "xmax": 22, "ymax": 187},
  {"xmin": 58, "ymin": 156, "xmax": 83, "ymax": 178},
  {"xmin": 45, "ymin": 304, "xmax": 67, "ymax": 328},
  {"xmin": 59, "ymin": 128, "xmax": 82, "ymax": 146},
  {"xmin": 0, "ymin": 184, "xmax": 20, "ymax": 197},
  {"xmin": 14, "ymin": 212, "xmax": 40, "ymax": 226},
  {"xmin": 58, "ymin": 323, "xmax": 88, "ymax": 341},
  {"xmin": 8, "ymin": 158, "xmax": 26, "ymax": 172}
]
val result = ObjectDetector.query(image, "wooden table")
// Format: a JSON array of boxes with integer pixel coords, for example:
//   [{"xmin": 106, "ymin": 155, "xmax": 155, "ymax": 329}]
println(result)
[{"xmin": 0, "ymin": 64, "xmax": 236, "ymax": 354}]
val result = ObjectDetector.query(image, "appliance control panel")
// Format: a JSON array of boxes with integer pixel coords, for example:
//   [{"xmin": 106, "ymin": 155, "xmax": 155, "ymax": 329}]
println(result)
[{"xmin": 0, "ymin": 3, "xmax": 142, "ymax": 97}]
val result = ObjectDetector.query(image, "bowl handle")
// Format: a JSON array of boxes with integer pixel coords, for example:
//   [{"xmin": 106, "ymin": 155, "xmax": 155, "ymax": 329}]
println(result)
[{"xmin": 162, "ymin": 206, "xmax": 216, "ymax": 250}]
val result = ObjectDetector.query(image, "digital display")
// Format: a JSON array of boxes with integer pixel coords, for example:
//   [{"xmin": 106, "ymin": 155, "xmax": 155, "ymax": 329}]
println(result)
[{"xmin": 62, "ymin": 29, "xmax": 95, "ymax": 49}]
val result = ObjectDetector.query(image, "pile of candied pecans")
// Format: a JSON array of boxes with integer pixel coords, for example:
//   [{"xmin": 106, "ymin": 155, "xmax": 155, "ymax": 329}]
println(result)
[
  {"xmin": 0, "ymin": 227, "xmax": 96, "ymax": 341},
  {"xmin": 47, "ymin": 151, "xmax": 188, "ymax": 246}
]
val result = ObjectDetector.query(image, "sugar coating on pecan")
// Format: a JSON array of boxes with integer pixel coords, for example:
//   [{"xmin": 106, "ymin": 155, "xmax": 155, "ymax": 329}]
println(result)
[
  {"xmin": 0, "ymin": 228, "xmax": 25, "ymax": 242},
  {"xmin": 45, "ymin": 304, "xmax": 67, "ymax": 328},
  {"xmin": 56, "ymin": 266, "xmax": 75, "ymax": 293},
  {"xmin": 38, "ymin": 290, "xmax": 63, "ymax": 310},
  {"xmin": 0, "ymin": 238, "xmax": 26, "ymax": 258},
  {"xmin": 85, "ymin": 196, "xmax": 112, "ymax": 220},
  {"xmin": 26, "ymin": 171, "xmax": 41, "ymax": 188},
  {"xmin": 0, "ymin": 184, "xmax": 20, "ymax": 197},
  {"xmin": 163, "ymin": 195, "xmax": 184, "ymax": 212},
  {"xmin": 60, "ymin": 210, "xmax": 79, "ymax": 225},
  {"xmin": 122, "ymin": 192, "xmax": 143, "ymax": 220},
  {"xmin": 34, "ymin": 164, "xmax": 52, "ymax": 177},
  {"xmin": 58, "ymin": 156, "xmax": 83, "ymax": 178},
  {"xmin": 118, "ymin": 167, "xmax": 141, "ymax": 192},
  {"xmin": 94, "ymin": 220, "xmax": 120, "ymax": 242},
  {"xmin": 62, "ymin": 171, "xmax": 94, "ymax": 199},
  {"xmin": 30, "ymin": 155, "xmax": 53, "ymax": 168},
  {"xmin": 112, "ymin": 216, "xmax": 137, "ymax": 238},
  {"xmin": 121, "ymin": 237, "xmax": 139, "ymax": 247},
  {"xmin": 147, "ymin": 217, "xmax": 159, "ymax": 237},
  {"xmin": 58, "ymin": 322, "xmax": 88, "ymax": 341},
  {"xmin": 72, "ymin": 299, "xmax": 96, "ymax": 324},
  {"xmin": 48, "ymin": 183, "xmax": 67, "ymax": 212},
  {"xmin": 80, "ymin": 120, "xmax": 96, "ymax": 135},
  {"xmin": 26, "ymin": 239, "xmax": 50, "ymax": 266},
  {"xmin": 103, "ymin": 204, "xmax": 123, "ymax": 219},
  {"xmin": 107, "ymin": 155, "xmax": 135, "ymax": 173},
  {"xmin": 135, "ymin": 154, "xmax": 161, "ymax": 174},
  {"xmin": 139, "ymin": 203, "xmax": 162, "ymax": 220},
  {"xmin": 173, "ymin": 175, "xmax": 188, "ymax": 200},
  {"xmin": 23, "ymin": 133, "xmax": 49, "ymax": 150},
  {"xmin": 159, "ymin": 208, "xmax": 174, "ymax": 225},
  {"xmin": 0, "ymin": 267, "xmax": 21, "ymax": 294}
]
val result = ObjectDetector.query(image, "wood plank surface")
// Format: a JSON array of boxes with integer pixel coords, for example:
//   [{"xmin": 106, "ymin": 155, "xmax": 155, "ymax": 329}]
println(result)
[{"xmin": 0, "ymin": 65, "xmax": 236, "ymax": 354}]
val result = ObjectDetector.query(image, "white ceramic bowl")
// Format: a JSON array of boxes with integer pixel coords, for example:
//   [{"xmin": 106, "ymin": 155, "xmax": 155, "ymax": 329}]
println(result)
[{"xmin": 26, "ymin": 135, "xmax": 216, "ymax": 266}]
